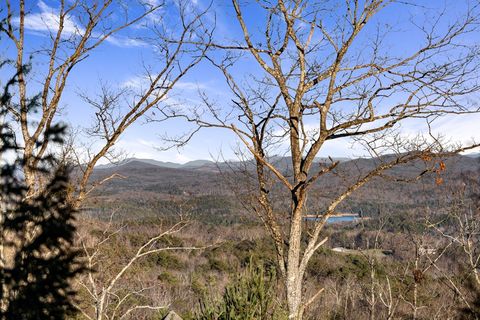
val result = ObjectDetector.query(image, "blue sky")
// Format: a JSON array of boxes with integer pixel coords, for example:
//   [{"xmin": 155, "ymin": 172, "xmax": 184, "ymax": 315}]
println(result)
[{"xmin": 4, "ymin": 0, "xmax": 480, "ymax": 163}]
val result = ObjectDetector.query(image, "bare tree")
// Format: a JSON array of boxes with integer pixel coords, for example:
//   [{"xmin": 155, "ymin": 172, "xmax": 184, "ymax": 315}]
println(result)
[
  {"xmin": 181, "ymin": 1, "xmax": 480, "ymax": 318},
  {"xmin": 377, "ymin": 274, "xmax": 399, "ymax": 320},
  {"xmin": 359, "ymin": 220, "xmax": 386, "ymax": 320},
  {"xmin": 1, "ymin": 2, "xmax": 212, "ymax": 317},
  {"xmin": 428, "ymin": 176, "xmax": 480, "ymax": 314},
  {"xmin": 0, "ymin": 0, "xmax": 211, "ymax": 207},
  {"xmin": 75, "ymin": 212, "xmax": 207, "ymax": 320}
]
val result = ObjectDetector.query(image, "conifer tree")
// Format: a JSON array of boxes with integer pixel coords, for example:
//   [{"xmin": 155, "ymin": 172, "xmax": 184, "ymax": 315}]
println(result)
[{"xmin": 1, "ymin": 53, "xmax": 83, "ymax": 320}]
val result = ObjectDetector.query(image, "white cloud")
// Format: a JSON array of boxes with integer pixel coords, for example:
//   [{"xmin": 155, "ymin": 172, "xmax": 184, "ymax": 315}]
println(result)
[
  {"xmin": 175, "ymin": 81, "xmax": 209, "ymax": 91},
  {"xmin": 19, "ymin": 0, "xmax": 83, "ymax": 36},
  {"xmin": 121, "ymin": 76, "xmax": 210, "ymax": 92},
  {"xmin": 18, "ymin": 1, "xmax": 145, "ymax": 48},
  {"xmin": 120, "ymin": 75, "xmax": 149, "ymax": 90},
  {"xmin": 120, "ymin": 77, "xmax": 212, "ymax": 109},
  {"xmin": 111, "ymin": 138, "xmax": 193, "ymax": 164},
  {"xmin": 431, "ymin": 114, "xmax": 480, "ymax": 143},
  {"xmin": 103, "ymin": 36, "xmax": 146, "ymax": 48}
]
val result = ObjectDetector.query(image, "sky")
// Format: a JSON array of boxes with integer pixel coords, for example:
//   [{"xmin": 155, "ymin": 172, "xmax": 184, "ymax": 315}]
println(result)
[{"xmin": 2, "ymin": 0, "xmax": 480, "ymax": 164}]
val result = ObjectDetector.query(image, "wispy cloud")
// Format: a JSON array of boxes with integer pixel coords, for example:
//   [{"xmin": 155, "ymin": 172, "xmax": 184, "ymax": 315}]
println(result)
[
  {"xmin": 139, "ymin": 0, "xmax": 164, "ymax": 26},
  {"xmin": 119, "ymin": 75, "xmax": 205, "ymax": 111},
  {"xmin": 120, "ymin": 75, "xmax": 150, "ymax": 90},
  {"xmin": 112, "ymin": 138, "xmax": 193, "ymax": 164},
  {"xmin": 121, "ymin": 75, "xmax": 209, "ymax": 92},
  {"xmin": 173, "ymin": 81, "xmax": 209, "ymax": 91},
  {"xmin": 103, "ymin": 36, "xmax": 146, "ymax": 48},
  {"xmin": 19, "ymin": 1, "xmax": 82, "ymax": 36},
  {"xmin": 17, "ymin": 1, "xmax": 146, "ymax": 48}
]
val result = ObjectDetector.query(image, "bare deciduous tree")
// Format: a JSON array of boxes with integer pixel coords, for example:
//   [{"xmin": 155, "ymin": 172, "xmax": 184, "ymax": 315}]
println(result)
[
  {"xmin": 181, "ymin": 1, "xmax": 480, "ymax": 318},
  {"xmin": 0, "ymin": 0, "xmax": 212, "ymax": 208},
  {"xmin": 1, "ymin": 2, "xmax": 212, "ymax": 317},
  {"xmin": 428, "ymin": 177, "xmax": 480, "ymax": 314},
  {"xmin": 75, "ymin": 213, "xmax": 206, "ymax": 320}
]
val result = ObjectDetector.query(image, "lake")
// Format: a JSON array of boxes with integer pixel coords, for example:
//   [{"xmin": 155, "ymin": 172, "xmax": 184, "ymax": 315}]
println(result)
[{"xmin": 304, "ymin": 215, "xmax": 360, "ymax": 224}]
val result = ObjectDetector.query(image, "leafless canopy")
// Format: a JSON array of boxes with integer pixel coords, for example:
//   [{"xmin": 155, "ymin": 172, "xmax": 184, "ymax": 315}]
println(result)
[
  {"xmin": 0, "ymin": 0, "xmax": 212, "ymax": 207},
  {"xmin": 180, "ymin": 1, "xmax": 480, "ymax": 319}
]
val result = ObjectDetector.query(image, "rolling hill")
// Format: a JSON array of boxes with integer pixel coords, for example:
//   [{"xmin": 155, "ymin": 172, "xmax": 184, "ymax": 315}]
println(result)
[{"xmin": 85, "ymin": 155, "xmax": 480, "ymax": 223}]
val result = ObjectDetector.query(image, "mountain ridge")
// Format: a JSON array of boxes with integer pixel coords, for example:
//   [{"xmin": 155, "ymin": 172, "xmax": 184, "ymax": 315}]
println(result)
[{"xmin": 94, "ymin": 156, "xmax": 353, "ymax": 171}]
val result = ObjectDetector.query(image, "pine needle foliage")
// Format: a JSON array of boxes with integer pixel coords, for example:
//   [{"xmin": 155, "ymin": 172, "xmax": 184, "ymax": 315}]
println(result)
[
  {"xmin": 0, "ymin": 56, "xmax": 83, "ymax": 319},
  {"xmin": 197, "ymin": 260, "xmax": 286, "ymax": 320}
]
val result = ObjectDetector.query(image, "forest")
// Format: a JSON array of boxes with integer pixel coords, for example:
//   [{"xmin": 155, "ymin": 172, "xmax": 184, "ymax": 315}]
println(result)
[{"xmin": 1, "ymin": 1, "xmax": 480, "ymax": 319}]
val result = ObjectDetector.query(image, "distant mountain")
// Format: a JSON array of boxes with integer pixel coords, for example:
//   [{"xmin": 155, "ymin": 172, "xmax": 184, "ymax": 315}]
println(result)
[
  {"xmin": 464, "ymin": 152, "xmax": 480, "ymax": 159},
  {"xmin": 83, "ymin": 155, "xmax": 480, "ymax": 223},
  {"xmin": 86, "ymin": 154, "xmax": 480, "ymax": 221},
  {"xmin": 183, "ymin": 160, "xmax": 215, "ymax": 168},
  {"xmin": 94, "ymin": 154, "xmax": 477, "ymax": 175},
  {"xmin": 95, "ymin": 156, "xmax": 352, "ymax": 172},
  {"xmin": 315, "ymin": 157, "xmax": 352, "ymax": 162},
  {"xmin": 95, "ymin": 158, "xmax": 208, "ymax": 169},
  {"xmin": 91, "ymin": 154, "xmax": 479, "ymax": 194},
  {"xmin": 91, "ymin": 158, "xmax": 225, "ymax": 198}
]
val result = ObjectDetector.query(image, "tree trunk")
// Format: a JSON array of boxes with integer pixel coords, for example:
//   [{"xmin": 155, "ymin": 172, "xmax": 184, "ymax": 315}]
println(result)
[
  {"xmin": 286, "ymin": 200, "xmax": 305, "ymax": 320},
  {"xmin": 286, "ymin": 266, "xmax": 303, "ymax": 320},
  {"xmin": 96, "ymin": 294, "xmax": 105, "ymax": 320},
  {"xmin": 23, "ymin": 143, "xmax": 36, "ymax": 196}
]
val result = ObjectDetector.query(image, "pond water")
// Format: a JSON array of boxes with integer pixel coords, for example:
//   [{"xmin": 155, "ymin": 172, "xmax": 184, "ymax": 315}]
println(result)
[{"xmin": 304, "ymin": 215, "xmax": 360, "ymax": 223}]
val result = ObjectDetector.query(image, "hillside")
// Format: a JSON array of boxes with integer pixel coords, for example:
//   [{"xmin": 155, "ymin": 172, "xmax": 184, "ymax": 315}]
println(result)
[{"xmin": 85, "ymin": 155, "xmax": 480, "ymax": 223}]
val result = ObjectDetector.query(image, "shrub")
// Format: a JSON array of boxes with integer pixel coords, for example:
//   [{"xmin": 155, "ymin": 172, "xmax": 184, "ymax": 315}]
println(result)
[{"xmin": 196, "ymin": 259, "xmax": 286, "ymax": 320}]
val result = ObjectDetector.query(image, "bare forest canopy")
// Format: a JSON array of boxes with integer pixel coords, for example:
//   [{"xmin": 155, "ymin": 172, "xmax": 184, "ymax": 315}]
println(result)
[
  {"xmin": 85, "ymin": 154, "xmax": 479, "ymax": 222},
  {"xmin": 2, "ymin": 0, "xmax": 480, "ymax": 319}
]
